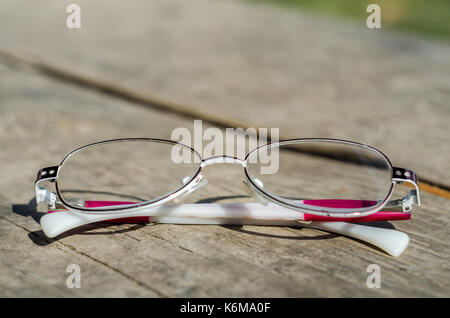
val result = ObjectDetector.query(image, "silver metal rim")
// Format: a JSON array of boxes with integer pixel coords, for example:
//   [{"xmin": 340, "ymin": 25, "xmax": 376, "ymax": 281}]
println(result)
[
  {"xmin": 55, "ymin": 138, "xmax": 203, "ymax": 214},
  {"xmin": 243, "ymin": 138, "xmax": 395, "ymax": 217}
]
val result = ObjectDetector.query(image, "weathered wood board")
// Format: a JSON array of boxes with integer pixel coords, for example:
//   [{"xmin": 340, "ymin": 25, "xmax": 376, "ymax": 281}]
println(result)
[{"xmin": 0, "ymin": 63, "xmax": 448, "ymax": 297}]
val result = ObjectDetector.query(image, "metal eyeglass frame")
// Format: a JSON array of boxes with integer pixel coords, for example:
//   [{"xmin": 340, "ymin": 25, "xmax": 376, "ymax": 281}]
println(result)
[{"xmin": 35, "ymin": 137, "xmax": 421, "ymax": 218}]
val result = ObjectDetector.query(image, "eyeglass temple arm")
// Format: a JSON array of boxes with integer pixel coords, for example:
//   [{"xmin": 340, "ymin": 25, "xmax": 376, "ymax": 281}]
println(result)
[{"xmin": 391, "ymin": 167, "xmax": 421, "ymax": 212}]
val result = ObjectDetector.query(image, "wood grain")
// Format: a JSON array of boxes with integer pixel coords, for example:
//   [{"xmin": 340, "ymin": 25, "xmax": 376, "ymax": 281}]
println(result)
[{"xmin": 0, "ymin": 63, "xmax": 448, "ymax": 297}]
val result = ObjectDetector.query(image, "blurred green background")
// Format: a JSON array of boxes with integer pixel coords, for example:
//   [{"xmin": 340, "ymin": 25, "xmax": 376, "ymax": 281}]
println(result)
[{"xmin": 251, "ymin": 0, "xmax": 450, "ymax": 40}]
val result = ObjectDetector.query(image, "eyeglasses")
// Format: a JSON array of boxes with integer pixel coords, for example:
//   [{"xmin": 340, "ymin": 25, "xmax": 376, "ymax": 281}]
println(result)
[
  {"xmin": 35, "ymin": 138, "xmax": 420, "ymax": 255},
  {"xmin": 36, "ymin": 137, "xmax": 420, "ymax": 215}
]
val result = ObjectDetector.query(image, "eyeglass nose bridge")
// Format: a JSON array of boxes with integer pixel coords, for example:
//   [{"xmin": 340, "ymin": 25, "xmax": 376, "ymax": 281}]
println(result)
[
  {"xmin": 200, "ymin": 156, "xmax": 246, "ymax": 168},
  {"xmin": 197, "ymin": 156, "xmax": 269, "ymax": 206},
  {"xmin": 174, "ymin": 156, "xmax": 245, "ymax": 203}
]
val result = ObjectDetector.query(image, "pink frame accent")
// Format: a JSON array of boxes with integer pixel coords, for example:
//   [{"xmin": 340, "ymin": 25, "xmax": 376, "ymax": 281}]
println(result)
[{"xmin": 49, "ymin": 200, "xmax": 410, "ymax": 223}]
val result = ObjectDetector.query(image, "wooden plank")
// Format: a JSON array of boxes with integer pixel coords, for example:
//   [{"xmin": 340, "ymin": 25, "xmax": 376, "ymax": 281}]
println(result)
[
  {"xmin": 0, "ymin": 0, "xmax": 449, "ymax": 186},
  {"xmin": 0, "ymin": 212, "xmax": 161, "ymax": 297},
  {"xmin": 0, "ymin": 63, "xmax": 448, "ymax": 297},
  {"xmin": 0, "ymin": 200, "xmax": 162, "ymax": 297}
]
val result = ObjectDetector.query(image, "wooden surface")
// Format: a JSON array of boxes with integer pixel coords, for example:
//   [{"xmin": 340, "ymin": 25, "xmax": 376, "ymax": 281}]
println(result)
[
  {"xmin": 0, "ymin": 0, "xmax": 449, "ymax": 297},
  {"xmin": 1, "ymin": 0, "xmax": 450, "ymax": 186}
]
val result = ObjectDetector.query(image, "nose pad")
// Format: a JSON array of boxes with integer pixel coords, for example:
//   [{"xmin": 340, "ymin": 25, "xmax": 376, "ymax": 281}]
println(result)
[
  {"xmin": 242, "ymin": 180, "xmax": 269, "ymax": 206},
  {"xmin": 173, "ymin": 174, "xmax": 208, "ymax": 203}
]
